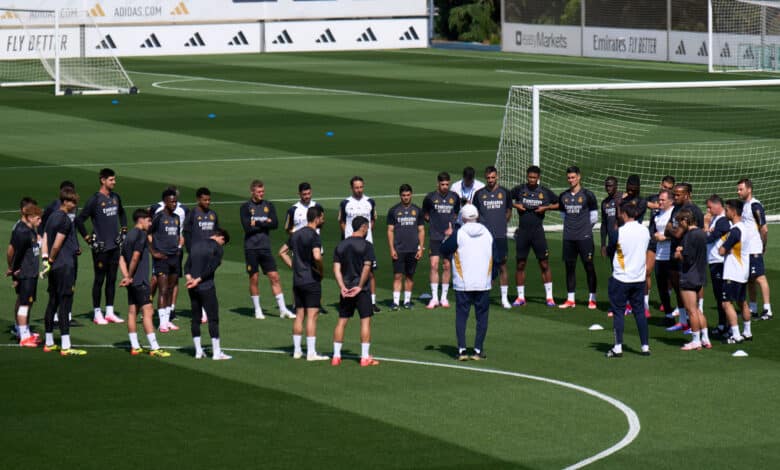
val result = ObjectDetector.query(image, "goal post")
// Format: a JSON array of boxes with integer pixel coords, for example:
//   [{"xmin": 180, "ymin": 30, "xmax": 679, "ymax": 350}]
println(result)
[
  {"xmin": 709, "ymin": 0, "xmax": 780, "ymax": 72},
  {"xmin": 0, "ymin": 7, "xmax": 136, "ymax": 95},
  {"xmin": 495, "ymin": 80, "xmax": 780, "ymax": 228}
]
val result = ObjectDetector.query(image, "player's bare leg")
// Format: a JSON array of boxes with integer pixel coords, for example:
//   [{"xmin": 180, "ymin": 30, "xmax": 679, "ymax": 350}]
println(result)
[{"xmin": 268, "ymin": 271, "xmax": 294, "ymax": 318}]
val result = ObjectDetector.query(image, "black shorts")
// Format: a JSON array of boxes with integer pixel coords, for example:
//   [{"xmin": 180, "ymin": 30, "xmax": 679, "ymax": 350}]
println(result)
[
  {"xmin": 392, "ymin": 252, "xmax": 418, "ymax": 276},
  {"xmin": 127, "ymin": 283, "xmax": 152, "ymax": 308},
  {"xmin": 48, "ymin": 265, "xmax": 76, "ymax": 297},
  {"xmin": 722, "ymin": 280, "xmax": 747, "ymax": 303},
  {"xmin": 429, "ymin": 240, "xmax": 443, "ymax": 257},
  {"xmin": 293, "ymin": 283, "xmax": 322, "ymax": 309},
  {"xmin": 680, "ymin": 284, "xmax": 702, "ymax": 292},
  {"xmin": 338, "ymin": 290, "xmax": 373, "ymax": 319},
  {"xmin": 562, "ymin": 239, "xmax": 594, "ymax": 264},
  {"xmin": 15, "ymin": 277, "xmax": 38, "ymax": 305},
  {"xmin": 494, "ymin": 238, "xmax": 508, "ymax": 264},
  {"xmin": 92, "ymin": 247, "xmax": 120, "ymax": 272},
  {"xmin": 515, "ymin": 226, "xmax": 549, "ymax": 261},
  {"xmin": 749, "ymin": 254, "xmax": 765, "ymax": 278},
  {"xmin": 245, "ymin": 249, "xmax": 277, "ymax": 275},
  {"xmin": 153, "ymin": 254, "xmax": 180, "ymax": 276}
]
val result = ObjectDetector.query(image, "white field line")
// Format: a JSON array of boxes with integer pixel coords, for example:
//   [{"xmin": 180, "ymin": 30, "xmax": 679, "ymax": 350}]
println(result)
[
  {"xmin": 132, "ymin": 70, "xmax": 505, "ymax": 109},
  {"xmin": 0, "ymin": 342, "xmax": 640, "ymax": 469}
]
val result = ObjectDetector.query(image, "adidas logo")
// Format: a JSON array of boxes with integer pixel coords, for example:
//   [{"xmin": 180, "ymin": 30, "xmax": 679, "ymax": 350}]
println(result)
[
  {"xmin": 140, "ymin": 33, "xmax": 162, "ymax": 49},
  {"xmin": 228, "ymin": 31, "xmax": 249, "ymax": 46},
  {"xmin": 399, "ymin": 26, "xmax": 420, "ymax": 41},
  {"xmin": 96, "ymin": 34, "xmax": 117, "ymax": 49},
  {"xmin": 185, "ymin": 32, "xmax": 205, "ymax": 47},
  {"xmin": 721, "ymin": 42, "xmax": 731, "ymax": 58},
  {"xmin": 357, "ymin": 28, "xmax": 377, "ymax": 43},
  {"xmin": 171, "ymin": 1, "xmax": 189, "ymax": 15},
  {"xmin": 675, "ymin": 40, "xmax": 686, "ymax": 55},
  {"xmin": 698, "ymin": 42, "xmax": 708, "ymax": 57},
  {"xmin": 272, "ymin": 30, "xmax": 293, "ymax": 44},
  {"xmin": 316, "ymin": 28, "xmax": 336, "ymax": 44},
  {"xmin": 743, "ymin": 45, "xmax": 755, "ymax": 59},
  {"xmin": 89, "ymin": 3, "xmax": 106, "ymax": 17},
  {"xmin": 1, "ymin": 10, "xmax": 18, "ymax": 19}
]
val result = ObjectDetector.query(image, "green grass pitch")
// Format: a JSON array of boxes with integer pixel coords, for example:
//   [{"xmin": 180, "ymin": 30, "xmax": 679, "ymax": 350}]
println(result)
[{"xmin": 1, "ymin": 49, "xmax": 779, "ymax": 469}]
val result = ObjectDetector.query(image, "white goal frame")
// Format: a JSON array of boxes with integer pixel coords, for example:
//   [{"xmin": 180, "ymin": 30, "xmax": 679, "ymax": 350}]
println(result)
[{"xmin": 708, "ymin": 0, "xmax": 780, "ymax": 73}]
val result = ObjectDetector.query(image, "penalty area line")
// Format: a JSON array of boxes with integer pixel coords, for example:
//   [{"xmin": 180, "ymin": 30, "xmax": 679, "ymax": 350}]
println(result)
[{"xmin": 0, "ymin": 342, "xmax": 640, "ymax": 469}]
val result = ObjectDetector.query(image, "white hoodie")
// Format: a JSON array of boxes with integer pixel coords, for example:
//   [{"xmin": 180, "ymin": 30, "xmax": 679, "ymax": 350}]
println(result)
[{"xmin": 448, "ymin": 222, "xmax": 494, "ymax": 292}]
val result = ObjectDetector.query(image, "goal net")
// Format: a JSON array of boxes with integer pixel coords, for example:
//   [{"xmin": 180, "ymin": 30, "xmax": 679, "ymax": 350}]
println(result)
[
  {"xmin": 709, "ymin": 0, "xmax": 780, "ymax": 72},
  {"xmin": 495, "ymin": 80, "xmax": 780, "ymax": 228},
  {"xmin": 0, "ymin": 7, "xmax": 135, "ymax": 95}
]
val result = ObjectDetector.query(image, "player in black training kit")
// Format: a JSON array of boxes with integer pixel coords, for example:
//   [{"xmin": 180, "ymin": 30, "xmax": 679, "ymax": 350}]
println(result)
[
  {"xmin": 600, "ymin": 176, "xmax": 620, "ymax": 261},
  {"xmin": 185, "ymin": 228, "xmax": 232, "ymax": 360},
  {"xmin": 331, "ymin": 216, "xmax": 380, "ymax": 367},
  {"xmin": 76, "ymin": 168, "xmax": 127, "ymax": 325},
  {"xmin": 675, "ymin": 209, "xmax": 712, "ymax": 350},
  {"xmin": 8, "ymin": 202, "xmax": 42, "ymax": 347},
  {"xmin": 279, "ymin": 206, "xmax": 328, "ymax": 361},
  {"xmin": 183, "ymin": 187, "xmax": 219, "ymax": 325},
  {"xmin": 510, "ymin": 165, "xmax": 558, "ymax": 307},
  {"xmin": 558, "ymin": 166, "xmax": 599, "ymax": 309},
  {"xmin": 473, "ymin": 166, "xmax": 512, "ymax": 308},
  {"xmin": 241, "ymin": 179, "xmax": 294, "ymax": 320},
  {"xmin": 422, "ymin": 172, "xmax": 460, "ymax": 309},
  {"xmin": 387, "ymin": 184, "xmax": 425, "ymax": 310},
  {"xmin": 118, "ymin": 209, "xmax": 170, "ymax": 357},
  {"xmin": 149, "ymin": 189, "xmax": 184, "ymax": 333},
  {"xmin": 41, "ymin": 188, "xmax": 86, "ymax": 356}
]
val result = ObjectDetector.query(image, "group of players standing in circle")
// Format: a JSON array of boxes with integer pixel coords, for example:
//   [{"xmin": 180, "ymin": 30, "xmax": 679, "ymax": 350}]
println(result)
[{"xmin": 6, "ymin": 164, "xmax": 771, "ymax": 362}]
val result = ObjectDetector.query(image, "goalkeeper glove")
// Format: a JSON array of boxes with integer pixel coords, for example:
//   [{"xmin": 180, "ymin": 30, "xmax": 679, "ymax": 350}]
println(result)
[{"xmin": 39, "ymin": 256, "xmax": 51, "ymax": 279}]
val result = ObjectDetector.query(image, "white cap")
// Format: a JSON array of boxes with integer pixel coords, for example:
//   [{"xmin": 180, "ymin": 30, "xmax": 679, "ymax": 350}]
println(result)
[{"xmin": 460, "ymin": 204, "xmax": 478, "ymax": 222}]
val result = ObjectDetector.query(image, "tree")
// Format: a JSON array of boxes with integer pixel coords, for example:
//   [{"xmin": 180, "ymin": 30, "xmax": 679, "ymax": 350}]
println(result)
[{"xmin": 448, "ymin": 0, "xmax": 500, "ymax": 43}]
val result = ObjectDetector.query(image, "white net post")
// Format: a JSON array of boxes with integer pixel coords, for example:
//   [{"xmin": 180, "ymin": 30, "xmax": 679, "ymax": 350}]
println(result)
[
  {"xmin": 709, "ymin": 0, "xmax": 780, "ymax": 72},
  {"xmin": 496, "ymin": 80, "xmax": 780, "ymax": 229},
  {"xmin": 0, "ymin": 6, "xmax": 135, "ymax": 95}
]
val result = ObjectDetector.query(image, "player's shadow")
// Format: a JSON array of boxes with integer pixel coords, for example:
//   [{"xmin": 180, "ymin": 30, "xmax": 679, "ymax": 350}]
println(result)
[
  {"xmin": 653, "ymin": 336, "xmax": 690, "ymax": 348},
  {"xmin": 589, "ymin": 341, "xmax": 646, "ymax": 356},
  {"xmin": 231, "ymin": 307, "xmax": 260, "ymax": 318},
  {"xmin": 424, "ymin": 344, "xmax": 460, "ymax": 360}
]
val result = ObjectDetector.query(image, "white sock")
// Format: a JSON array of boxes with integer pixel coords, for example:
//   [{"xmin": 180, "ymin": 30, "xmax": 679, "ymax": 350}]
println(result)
[
  {"xmin": 146, "ymin": 333, "xmax": 159, "ymax": 350},
  {"xmin": 193, "ymin": 336, "xmax": 203, "ymax": 355},
  {"xmin": 371, "ymin": 294, "xmax": 376, "ymax": 305},
  {"xmin": 641, "ymin": 344, "xmax": 650, "ymax": 353},
  {"xmin": 692, "ymin": 331, "xmax": 701, "ymax": 343},
  {"xmin": 293, "ymin": 334, "xmax": 302, "ymax": 354},
  {"xmin": 392, "ymin": 291, "xmax": 400, "ymax": 305},
  {"xmin": 644, "ymin": 295, "xmax": 650, "ymax": 310},
  {"xmin": 403, "ymin": 291, "xmax": 412, "ymax": 304},
  {"xmin": 544, "ymin": 282, "xmax": 553, "ymax": 299},
  {"xmin": 731, "ymin": 325, "xmax": 741, "ymax": 338},
  {"xmin": 430, "ymin": 283, "xmax": 439, "ymax": 302},
  {"xmin": 45, "ymin": 332, "xmax": 54, "ymax": 346},
  {"xmin": 749, "ymin": 302, "xmax": 758, "ymax": 313},
  {"xmin": 306, "ymin": 336, "xmax": 316, "ymax": 355},
  {"xmin": 251, "ymin": 295, "xmax": 261, "ymax": 311},
  {"xmin": 701, "ymin": 328, "xmax": 710, "ymax": 344},
  {"xmin": 94, "ymin": 307, "xmax": 103, "ymax": 318},
  {"xmin": 567, "ymin": 292, "xmax": 575, "ymax": 302},
  {"xmin": 441, "ymin": 284, "xmax": 449, "ymax": 301},
  {"xmin": 500, "ymin": 285, "xmax": 509, "ymax": 302},
  {"xmin": 106, "ymin": 305, "xmax": 114, "ymax": 317},
  {"xmin": 69, "ymin": 312, "xmax": 72, "ymax": 321},
  {"xmin": 589, "ymin": 293, "xmax": 597, "ymax": 302},
  {"xmin": 361, "ymin": 342, "xmax": 370, "ymax": 358},
  {"xmin": 613, "ymin": 343, "xmax": 623, "ymax": 354},
  {"xmin": 61, "ymin": 334, "xmax": 71, "ymax": 350},
  {"xmin": 698, "ymin": 298, "xmax": 704, "ymax": 312},
  {"xmin": 212, "ymin": 338, "xmax": 221, "ymax": 357},
  {"xmin": 333, "ymin": 342, "xmax": 342, "ymax": 358},
  {"xmin": 517, "ymin": 285, "xmax": 525, "ymax": 299},
  {"xmin": 764, "ymin": 303, "xmax": 772, "ymax": 314},
  {"xmin": 743, "ymin": 321, "xmax": 752, "ymax": 336},
  {"xmin": 129, "ymin": 332, "xmax": 140, "ymax": 349},
  {"xmin": 170, "ymin": 304, "xmax": 175, "ymax": 314},
  {"xmin": 18, "ymin": 325, "xmax": 30, "ymax": 340},
  {"xmin": 275, "ymin": 293, "xmax": 287, "ymax": 310}
]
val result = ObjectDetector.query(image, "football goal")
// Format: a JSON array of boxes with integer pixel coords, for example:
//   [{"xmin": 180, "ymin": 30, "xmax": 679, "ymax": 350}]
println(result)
[
  {"xmin": 495, "ymin": 80, "xmax": 780, "ymax": 227},
  {"xmin": 709, "ymin": 0, "xmax": 780, "ymax": 72},
  {"xmin": 0, "ymin": 7, "xmax": 136, "ymax": 95}
]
